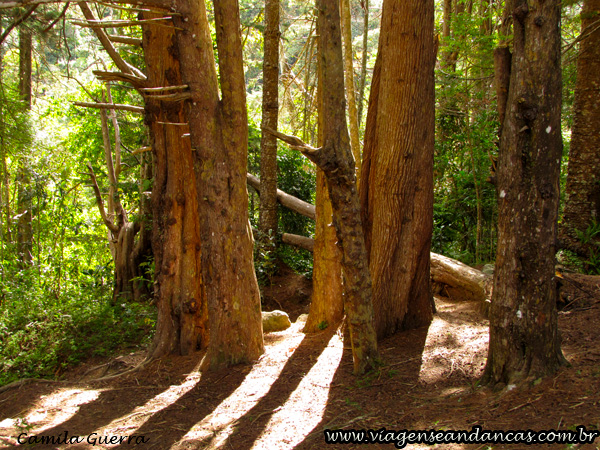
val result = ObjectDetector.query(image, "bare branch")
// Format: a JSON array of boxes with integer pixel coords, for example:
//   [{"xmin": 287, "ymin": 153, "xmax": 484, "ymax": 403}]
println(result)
[
  {"xmin": 0, "ymin": 0, "xmax": 169, "ymax": 10},
  {"xmin": 92, "ymin": 70, "xmax": 146, "ymax": 88},
  {"xmin": 85, "ymin": 162, "xmax": 120, "ymax": 234},
  {"xmin": 140, "ymin": 85, "xmax": 189, "ymax": 92},
  {"xmin": 261, "ymin": 126, "xmax": 321, "ymax": 162},
  {"xmin": 42, "ymin": 2, "xmax": 70, "ymax": 33},
  {"xmin": 108, "ymin": 35, "xmax": 143, "ymax": 46},
  {"xmin": 0, "ymin": 4, "xmax": 38, "ymax": 45},
  {"xmin": 77, "ymin": 2, "xmax": 147, "ymax": 80},
  {"xmin": 143, "ymin": 92, "xmax": 191, "ymax": 102},
  {"xmin": 74, "ymin": 101, "xmax": 145, "ymax": 114}
]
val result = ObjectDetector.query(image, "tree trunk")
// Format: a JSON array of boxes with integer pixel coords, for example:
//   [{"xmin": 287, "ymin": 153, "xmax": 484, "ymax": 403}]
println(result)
[
  {"xmin": 356, "ymin": 0, "xmax": 369, "ymax": 128},
  {"xmin": 259, "ymin": 0, "xmax": 280, "ymax": 240},
  {"xmin": 483, "ymin": 0, "xmax": 566, "ymax": 386},
  {"xmin": 142, "ymin": 11, "xmax": 208, "ymax": 357},
  {"xmin": 16, "ymin": 25, "xmax": 33, "ymax": 268},
  {"xmin": 172, "ymin": 0, "xmax": 264, "ymax": 369},
  {"xmin": 360, "ymin": 0, "xmax": 435, "ymax": 339},
  {"xmin": 340, "ymin": 0, "xmax": 361, "ymax": 184},
  {"xmin": 560, "ymin": 0, "xmax": 600, "ymax": 259},
  {"xmin": 304, "ymin": 19, "xmax": 344, "ymax": 335},
  {"xmin": 269, "ymin": 0, "xmax": 380, "ymax": 374}
]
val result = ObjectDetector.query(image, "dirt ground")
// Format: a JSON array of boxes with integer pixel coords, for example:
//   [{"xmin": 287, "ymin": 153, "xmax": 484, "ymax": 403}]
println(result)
[{"xmin": 1, "ymin": 267, "xmax": 599, "ymax": 450}]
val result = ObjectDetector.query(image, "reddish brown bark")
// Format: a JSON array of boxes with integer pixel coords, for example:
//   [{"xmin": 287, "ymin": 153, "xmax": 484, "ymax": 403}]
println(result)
[{"xmin": 360, "ymin": 0, "xmax": 435, "ymax": 339}]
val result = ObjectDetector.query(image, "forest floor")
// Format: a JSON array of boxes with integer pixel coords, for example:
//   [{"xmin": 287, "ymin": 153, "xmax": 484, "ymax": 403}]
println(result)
[{"xmin": 1, "ymin": 265, "xmax": 600, "ymax": 450}]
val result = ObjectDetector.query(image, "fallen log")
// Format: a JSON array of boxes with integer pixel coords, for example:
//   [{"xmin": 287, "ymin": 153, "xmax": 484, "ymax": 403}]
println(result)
[
  {"xmin": 246, "ymin": 173, "xmax": 315, "ymax": 220},
  {"xmin": 282, "ymin": 233, "xmax": 314, "ymax": 252},
  {"xmin": 247, "ymin": 176, "xmax": 492, "ymax": 304},
  {"xmin": 430, "ymin": 252, "xmax": 492, "ymax": 303}
]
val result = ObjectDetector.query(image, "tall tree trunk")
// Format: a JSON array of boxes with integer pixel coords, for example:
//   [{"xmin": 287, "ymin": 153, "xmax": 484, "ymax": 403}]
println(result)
[
  {"xmin": 141, "ymin": 11, "xmax": 208, "ymax": 357},
  {"xmin": 259, "ymin": 0, "xmax": 280, "ymax": 242},
  {"xmin": 483, "ymin": 0, "xmax": 566, "ymax": 386},
  {"xmin": 560, "ymin": 0, "xmax": 600, "ymax": 259},
  {"xmin": 356, "ymin": 0, "xmax": 369, "ymax": 129},
  {"xmin": 172, "ymin": 0, "xmax": 264, "ymax": 369},
  {"xmin": 304, "ymin": 19, "xmax": 344, "ymax": 334},
  {"xmin": 340, "ymin": 0, "xmax": 361, "ymax": 184},
  {"xmin": 360, "ymin": 0, "xmax": 435, "ymax": 339},
  {"xmin": 269, "ymin": 0, "xmax": 379, "ymax": 374},
  {"xmin": 16, "ymin": 25, "xmax": 32, "ymax": 268}
]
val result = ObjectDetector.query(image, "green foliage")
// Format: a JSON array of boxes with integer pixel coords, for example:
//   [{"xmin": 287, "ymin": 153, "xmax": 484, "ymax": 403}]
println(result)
[{"xmin": 0, "ymin": 281, "xmax": 155, "ymax": 387}]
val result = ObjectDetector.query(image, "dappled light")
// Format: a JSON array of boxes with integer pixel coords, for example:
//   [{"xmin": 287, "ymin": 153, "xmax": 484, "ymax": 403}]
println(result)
[
  {"xmin": 0, "ymin": 388, "xmax": 100, "ymax": 434},
  {"xmin": 172, "ymin": 321, "xmax": 306, "ymax": 449},
  {"xmin": 250, "ymin": 331, "xmax": 344, "ymax": 449}
]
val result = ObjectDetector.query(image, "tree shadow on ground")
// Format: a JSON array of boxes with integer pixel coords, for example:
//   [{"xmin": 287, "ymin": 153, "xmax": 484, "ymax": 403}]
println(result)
[{"xmin": 117, "ymin": 326, "xmax": 337, "ymax": 450}]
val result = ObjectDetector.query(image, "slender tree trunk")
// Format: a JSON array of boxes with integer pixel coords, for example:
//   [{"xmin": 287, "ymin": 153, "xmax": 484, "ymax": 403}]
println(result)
[
  {"xmin": 304, "ymin": 19, "xmax": 344, "ymax": 334},
  {"xmin": 16, "ymin": 25, "xmax": 32, "ymax": 268},
  {"xmin": 269, "ymin": 0, "xmax": 379, "ymax": 374},
  {"xmin": 356, "ymin": 0, "xmax": 369, "ymax": 129},
  {"xmin": 259, "ymin": 0, "xmax": 280, "ymax": 241},
  {"xmin": 141, "ymin": 11, "xmax": 208, "ymax": 357},
  {"xmin": 560, "ymin": 0, "xmax": 600, "ymax": 259},
  {"xmin": 340, "ymin": 0, "xmax": 361, "ymax": 183},
  {"xmin": 360, "ymin": 0, "xmax": 435, "ymax": 339},
  {"xmin": 172, "ymin": 0, "xmax": 264, "ymax": 369},
  {"xmin": 483, "ymin": 0, "xmax": 566, "ymax": 386}
]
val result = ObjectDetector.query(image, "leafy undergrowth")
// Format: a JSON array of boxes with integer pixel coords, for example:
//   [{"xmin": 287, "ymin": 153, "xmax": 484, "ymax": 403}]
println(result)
[{"xmin": 0, "ymin": 282, "xmax": 155, "ymax": 387}]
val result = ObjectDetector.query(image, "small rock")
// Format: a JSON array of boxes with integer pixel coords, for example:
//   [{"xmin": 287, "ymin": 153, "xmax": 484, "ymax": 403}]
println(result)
[
  {"xmin": 296, "ymin": 313, "xmax": 308, "ymax": 324},
  {"xmin": 262, "ymin": 310, "xmax": 291, "ymax": 333}
]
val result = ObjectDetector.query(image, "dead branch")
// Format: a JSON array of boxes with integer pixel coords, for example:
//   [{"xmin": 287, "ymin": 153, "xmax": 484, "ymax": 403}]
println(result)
[
  {"xmin": 92, "ymin": 70, "xmax": 146, "ymax": 89},
  {"xmin": 108, "ymin": 35, "xmax": 143, "ymax": 46},
  {"xmin": 140, "ymin": 85, "xmax": 189, "ymax": 92},
  {"xmin": 78, "ymin": 2, "xmax": 147, "ymax": 81},
  {"xmin": 85, "ymin": 163, "xmax": 120, "ymax": 234},
  {"xmin": 143, "ymin": 92, "xmax": 191, "ymax": 102},
  {"xmin": 42, "ymin": 2, "xmax": 70, "ymax": 33},
  {"xmin": 282, "ymin": 233, "xmax": 314, "ymax": 252},
  {"xmin": 0, "ymin": 4, "xmax": 38, "ymax": 45},
  {"xmin": 74, "ymin": 101, "xmax": 145, "ymax": 114},
  {"xmin": 262, "ymin": 125, "xmax": 321, "ymax": 161}
]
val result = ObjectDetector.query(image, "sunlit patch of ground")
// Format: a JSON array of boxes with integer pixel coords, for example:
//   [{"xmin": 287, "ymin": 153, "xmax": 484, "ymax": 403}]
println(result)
[{"xmin": 2, "ymin": 290, "xmax": 600, "ymax": 450}]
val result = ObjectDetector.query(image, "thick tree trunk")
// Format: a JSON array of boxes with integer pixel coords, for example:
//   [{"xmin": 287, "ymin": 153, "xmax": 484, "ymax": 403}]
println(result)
[
  {"xmin": 142, "ymin": 12, "xmax": 208, "ymax": 357},
  {"xmin": 560, "ymin": 0, "xmax": 600, "ymax": 259},
  {"xmin": 360, "ymin": 0, "xmax": 435, "ymax": 339},
  {"xmin": 259, "ymin": 0, "xmax": 280, "ymax": 241},
  {"xmin": 172, "ymin": 0, "xmax": 264, "ymax": 369},
  {"xmin": 483, "ymin": 0, "xmax": 566, "ymax": 386},
  {"xmin": 356, "ymin": 0, "xmax": 369, "ymax": 128}
]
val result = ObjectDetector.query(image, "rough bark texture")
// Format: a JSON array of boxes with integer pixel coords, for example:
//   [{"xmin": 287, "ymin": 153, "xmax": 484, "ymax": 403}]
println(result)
[
  {"xmin": 309, "ymin": 0, "xmax": 379, "ymax": 374},
  {"xmin": 172, "ymin": 0, "xmax": 264, "ymax": 369},
  {"xmin": 560, "ymin": 0, "xmax": 600, "ymax": 258},
  {"xmin": 360, "ymin": 0, "xmax": 435, "ymax": 339},
  {"xmin": 258, "ymin": 0, "xmax": 280, "ymax": 239},
  {"xmin": 304, "ymin": 19, "xmax": 344, "ymax": 335},
  {"xmin": 483, "ymin": 0, "xmax": 566, "ymax": 386},
  {"xmin": 356, "ymin": 0, "xmax": 369, "ymax": 128},
  {"xmin": 142, "ymin": 11, "xmax": 208, "ymax": 357}
]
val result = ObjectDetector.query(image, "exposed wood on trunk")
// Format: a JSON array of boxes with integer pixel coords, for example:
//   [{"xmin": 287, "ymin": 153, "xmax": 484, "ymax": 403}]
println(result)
[
  {"xmin": 142, "ymin": 10, "xmax": 207, "ymax": 358},
  {"xmin": 247, "ymin": 173, "xmax": 315, "ymax": 220},
  {"xmin": 172, "ymin": 0, "xmax": 264, "ymax": 369},
  {"xmin": 304, "ymin": 32, "xmax": 344, "ymax": 336}
]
